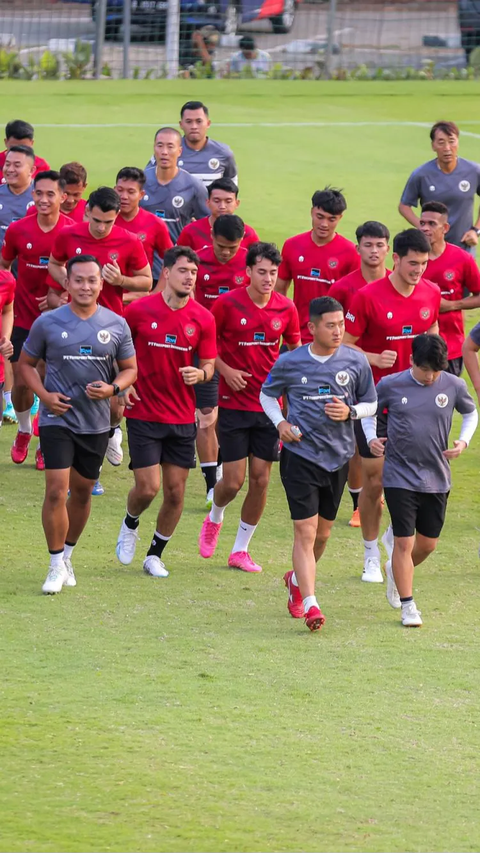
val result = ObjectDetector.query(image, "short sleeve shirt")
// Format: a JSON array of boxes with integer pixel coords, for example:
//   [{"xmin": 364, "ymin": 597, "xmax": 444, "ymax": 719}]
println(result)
[
  {"xmin": 0, "ymin": 269, "xmax": 15, "ymax": 383},
  {"xmin": 117, "ymin": 208, "xmax": 173, "ymax": 269},
  {"xmin": 195, "ymin": 245, "xmax": 249, "ymax": 311},
  {"xmin": 0, "ymin": 151, "xmax": 50, "ymax": 184},
  {"xmin": 140, "ymin": 168, "xmax": 209, "ymax": 243},
  {"xmin": 425, "ymin": 243, "xmax": 480, "ymax": 358},
  {"xmin": 146, "ymin": 138, "xmax": 238, "ymax": 187},
  {"xmin": 177, "ymin": 216, "xmax": 259, "ymax": 252},
  {"xmin": 0, "ymin": 183, "xmax": 35, "ymax": 247}
]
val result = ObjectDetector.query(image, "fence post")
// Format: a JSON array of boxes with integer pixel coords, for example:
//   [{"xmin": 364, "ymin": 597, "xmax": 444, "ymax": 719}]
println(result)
[
  {"xmin": 325, "ymin": 0, "xmax": 337, "ymax": 78},
  {"xmin": 166, "ymin": 0, "xmax": 180, "ymax": 79},
  {"xmin": 123, "ymin": 0, "xmax": 131, "ymax": 78},
  {"xmin": 94, "ymin": 0, "xmax": 107, "ymax": 79}
]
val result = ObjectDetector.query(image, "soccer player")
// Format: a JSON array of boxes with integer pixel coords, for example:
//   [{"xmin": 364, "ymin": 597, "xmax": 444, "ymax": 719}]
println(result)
[
  {"xmin": 17, "ymin": 255, "xmax": 137, "ymax": 595},
  {"xmin": 363, "ymin": 335, "xmax": 477, "ymax": 627},
  {"xmin": 114, "ymin": 166, "xmax": 173, "ymax": 274},
  {"xmin": 0, "ymin": 268, "xmax": 15, "ymax": 423},
  {"xmin": 141, "ymin": 127, "xmax": 209, "ymax": 244},
  {"xmin": 275, "ymin": 187, "xmax": 360, "ymax": 342},
  {"xmin": 1, "ymin": 170, "xmax": 72, "ymax": 468},
  {"xmin": 0, "ymin": 145, "xmax": 35, "ymax": 245},
  {"xmin": 59, "ymin": 162, "xmax": 88, "ymax": 222},
  {"xmin": 462, "ymin": 317, "xmax": 480, "ymax": 406},
  {"xmin": 177, "ymin": 177, "xmax": 259, "ymax": 251},
  {"xmin": 343, "ymin": 229, "xmax": 441, "ymax": 583},
  {"xmin": 194, "ymin": 214, "xmax": 249, "ymax": 506},
  {"xmin": 260, "ymin": 296, "xmax": 377, "ymax": 632},
  {"xmin": 198, "ymin": 242, "xmax": 300, "ymax": 572},
  {"xmin": 0, "ymin": 119, "xmax": 50, "ymax": 183},
  {"xmin": 399, "ymin": 121, "xmax": 480, "ymax": 252},
  {"xmin": 115, "ymin": 246, "xmax": 216, "ymax": 578},
  {"xmin": 419, "ymin": 201, "xmax": 480, "ymax": 375}
]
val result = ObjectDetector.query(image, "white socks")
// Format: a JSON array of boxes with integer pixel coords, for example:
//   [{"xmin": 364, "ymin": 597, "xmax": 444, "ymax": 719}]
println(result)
[
  {"xmin": 232, "ymin": 521, "xmax": 257, "ymax": 554},
  {"xmin": 363, "ymin": 538, "xmax": 380, "ymax": 561},
  {"xmin": 209, "ymin": 501, "xmax": 226, "ymax": 524},
  {"xmin": 16, "ymin": 409, "xmax": 32, "ymax": 434},
  {"xmin": 4, "ymin": 390, "xmax": 11, "ymax": 406},
  {"xmin": 303, "ymin": 595, "xmax": 319, "ymax": 612},
  {"xmin": 49, "ymin": 551, "xmax": 64, "ymax": 568},
  {"xmin": 64, "ymin": 543, "xmax": 75, "ymax": 560}
]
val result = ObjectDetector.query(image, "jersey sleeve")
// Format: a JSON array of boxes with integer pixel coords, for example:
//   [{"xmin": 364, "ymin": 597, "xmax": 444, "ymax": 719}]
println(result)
[
  {"xmin": 469, "ymin": 320, "xmax": 480, "ymax": 347},
  {"xmin": 475, "ymin": 163, "xmax": 480, "ymax": 196},
  {"xmin": 123, "ymin": 303, "xmax": 138, "ymax": 338},
  {"xmin": 50, "ymin": 229, "xmax": 69, "ymax": 263},
  {"xmin": 400, "ymin": 170, "xmax": 421, "ymax": 207},
  {"xmin": 344, "ymin": 289, "xmax": 369, "ymax": 339},
  {"xmin": 192, "ymin": 181, "xmax": 209, "ymax": 221},
  {"xmin": 117, "ymin": 319, "xmax": 136, "ymax": 361},
  {"xmin": 328, "ymin": 281, "xmax": 346, "ymax": 307},
  {"xmin": 282, "ymin": 303, "xmax": 301, "ymax": 346},
  {"xmin": 454, "ymin": 377, "xmax": 476, "ymax": 414},
  {"xmin": 277, "ymin": 240, "xmax": 292, "ymax": 281},
  {"xmin": 345, "ymin": 246, "xmax": 361, "ymax": 274},
  {"xmin": 261, "ymin": 352, "xmax": 288, "ymax": 399},
  {"xmin": 223, "ymin": 151, "xmax": 238, "ymax": 183},
  {"xmin": 198, "ymin": 311, "xmax": 217, "ymax": 360},
  {"xmin": 210, "ymin": 295, "xmax": 227, "ymax": 337},
  {"xmin": 463, "ymin": 253, "xmax": 480, "ymax": 294},
  {"xmin": 126, "ymin": 236, "xmax": 149, "ymax": 273},
  {"xmin": 176, "ymin": 225, "xmax": 193, "ymax": 248},
  {"xmin": 22, "ymin": 315, "xmax": 47, "ymax": 360},
  {"xmin": 430, "ymin": 283, "xmax": 441, "ymax": 325},
  {"xmin": 1, "ymin": 223, "xmax": 18, "ymax": 262},
  {"xmin": 154, "ymin": 219, "xmax": 174, "ymax": 257},
  {"xmin": 355, "ymin": 356, "xmax": 377, "ymax": 404}
]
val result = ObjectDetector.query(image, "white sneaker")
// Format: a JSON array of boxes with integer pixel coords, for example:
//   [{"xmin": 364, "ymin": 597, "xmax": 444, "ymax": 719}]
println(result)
[
  {"xmin": 106, "ymin": 427, "xmax": 123, "ymax": 466},
  {"xmin": 216, "ymin": 463, "xmax": 223, "ymax": 482},
  {"xmin": 362, "ymin": 556, "xmax": 384, "ymax": 583},
  {"xmin": 384, "ymin": 560, "xmax": 400, "ymax": 609},
  {"xmin": 143, "ymin": 555, "xmax": 169, "ymax": 577},
  {"xmin": 401, "ymin": 601, "xmax": 423, "ymax": 627},
  {"xmin": 381, "ymin": 525, "xmax": 394, "ymax": 560},
  {"xmin": 116, "ymin": 519, "xmax": 139, "ymax": 565},
  {"xmin": 42, "ymin": 562, "xmax": 68, "ymax": 594},
  {"xmin": 64, "ymin": 556, "xmax": 77, "ymax": 587},
  {"xmin": 206, "ymin": 487, "xmax": 214, "ymax": 510}
]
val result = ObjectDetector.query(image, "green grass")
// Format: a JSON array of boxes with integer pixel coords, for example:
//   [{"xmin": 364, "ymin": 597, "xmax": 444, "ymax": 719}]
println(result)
[{"xmin": 2, "ymin": 80, "xmax": 480, "ymax": 853}]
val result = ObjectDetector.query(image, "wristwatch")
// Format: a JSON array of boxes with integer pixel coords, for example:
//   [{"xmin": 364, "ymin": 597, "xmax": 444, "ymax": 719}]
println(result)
[
  {"xmin": 475, "ymin": 228, "xmax": 480, "ymax": 236},
  {"xmin": 111, "ymin": 383, "xmax": 120, "ymax": 396},
  {"xmin": 349, "ymin": 406, "xmax": 358, "ymax": 420}
]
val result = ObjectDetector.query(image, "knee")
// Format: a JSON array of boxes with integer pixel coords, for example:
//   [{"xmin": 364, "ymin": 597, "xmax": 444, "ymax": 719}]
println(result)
[
  {"xmin": 249, "ymin": 472, "xmax": 270, "ymax": 493},
  {"xmin": 223, "ymin": 473, "xmax": 245, "ymax": 494},
  {"xmin": 363, "ymin": 473, "xmax": 383, "ymax": 497},
  {"xmin": 394, "ymin": 537, "xmax": 412, "ymax": 555},
  {"xmin": 315, "ymin": 528, "xmax": 331, "ymax": 548},
  {"xmin": 163, "ymin": 483, "xmax": 184, "ymax": 509},
  {"xmin": 197, "ymin": 407, "xmax": 217, "ymax": 430},
  {"xmin": 70, "ymin": 486, "xmax": 92, "ymax": 507},
  {"xmin": 45, "ymin": 486, "xmax": 67, "ymax": 506},
  {"xmin": 141, "ymin": 485, "xmax": 160, "ymax": 504},
  {"xmin": 421, "ymin": 538, "xmax": 437, "ymax": 556}
]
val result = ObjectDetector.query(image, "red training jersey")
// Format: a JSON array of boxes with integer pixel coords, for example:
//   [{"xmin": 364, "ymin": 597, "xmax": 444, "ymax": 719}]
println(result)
[
  {"xmin": 330, "ymin": 268, "xmax": 392, "ymax": 313},
  {"xmin": 2, "ymin": 212, "xmax": 73, "ymax": 330},
  {"xmin": 195, "ymin": 245, "xmax": 249, "ymax": 312},
  {"xmin": 177, "ymin": 216, "xmax": 259, "ymax": 252},
  {"xmin": 212, "ymin": 288, "xmax": 301, "ymax": 412},
  {"xmin": 49, "ymin": 221, "xmax": 149, "ymax": 316},
  {"xmin": 425, "ymin": 243, "xmax": 480, "ymax": 359},
  {"xmin": 278, "ymin": 230, "xmax": 360, "ymax": 343},
  {"xmin": 0, "ymin": 151, "xmax": 50, "ymax": 184},
  {"xmin": 0, "ymin": 269, "xmax": 16, "ymax": 383},
  {"xmin": 124, "ymin": 293, "xmax": 217, "ymax": 425},
  {"xmin": 117, "ymin": 207, "xmax": 173, "ymax": 269},
  {"xmin": 345, "ymin": 275, "xmax": 441, "ymax": 384}
]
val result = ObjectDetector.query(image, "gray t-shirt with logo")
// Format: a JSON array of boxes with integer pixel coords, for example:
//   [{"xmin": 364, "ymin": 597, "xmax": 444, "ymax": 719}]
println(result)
[
  {"xmin": 146, "ymin": 137, "xmax": 238, "ymax": 187},
  {"xmin": 0, "ymin": 183, "xmax": 34, "ymax": 247},
  {"xmin": 140, "ymin": 168, "xmax": 209, "ymax": 245},
  {"xmin": 375, "ymin": 369, "xmax": 475, "ymax": 492},
  {"xmin": 261, "ymin": 344, "xmax": 376, "ymax": 471},
  {"xmin": 23, "ymin": 304, "xmax": 135, "ymax": 434},
  {"xmin": 400, "ymin": 157, "xmax": 480, "ymax": 247}
]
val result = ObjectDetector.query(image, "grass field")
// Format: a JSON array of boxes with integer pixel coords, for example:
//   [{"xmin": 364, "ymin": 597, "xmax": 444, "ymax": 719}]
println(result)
[{"xmin": 2, "ymin": 80, "xmax": 480, "ymax": 853}]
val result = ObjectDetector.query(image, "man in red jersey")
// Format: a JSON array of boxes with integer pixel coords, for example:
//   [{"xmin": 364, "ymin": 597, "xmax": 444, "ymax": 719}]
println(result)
[
  {"xmin": 59, "ymin": 162, "xmax": 88, "ymax": 222},
  {"xmin": 343, "ymin": 229, "xmax": 441, "ymax": 584},
  {"xmin": 0, "ymin": 268, "xmax": 15, "ymax": 422},
  {"xmin": 115, "ymin": 246, "xmax": 216, "ymax": 578},
  {"xmin": 419, "ymin": 201, "xmax": 480, "ymax": 375},
  {"xmin": 198, "ymin": 242, "xmax": 300, "ymax": 572},
  {"xmin": 330, "ymin": 220, "xmax": 390, "ymax": 528},
  {"xmin": 0, "ymin": 170, "xmax": 72, "ymax": 468},
  {"xmin": 275, "ymin": 187, "xmax": 360, "ymax": 343},
  {"xmin": 0, "ymin": 120, "xmax": 49, "ymax": 183},
  {"xmin": 194, "ymin": 213, "xmax": 249, "ymax": 506},
  {"xmin": 177, "ymin": 177, "xmax": 259, "ymax": 251}
]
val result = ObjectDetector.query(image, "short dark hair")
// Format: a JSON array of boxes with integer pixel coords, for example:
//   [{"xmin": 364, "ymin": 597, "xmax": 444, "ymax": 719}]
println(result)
[
  {"xmin": 5, "ymin": 119, "xmax": 34, "ymax": 140},
  {"xmin": 207, "ymin": 177, "xmax": 238, "ymax": 198},
  {"xmin": 355, "ymin": 220, "xmax": 390, "ymax": 242},
  {"xmin": 60, "ymin": 162, "xmax": 87, "ymax": 186},
  {"xmin": 6, "ymin": 144, "xmax": 35, "ymax": 162},
  {"xmin": 412, "ymin": 334, "xmax": 448, "ymax": 371},
  {"xmin": 430, "ymin": 121, "xmax": 459, "ymax": 141},
  {"xmin": 66, "ymin": 254, "xmax": 102, "ymax": 276},
  {"xmin": 87, "ymin": 186, "xmax": 120, "ymax": 213},
  {"xmin": 34, "ymin": 170, "xmax": 65, "ymax": 190},
  {"xmin": 311, "ymin": 187, "xmax": 346, "ymax": 215},
  {"xmin": 180, "ymin": 101, "xmax": 209, "ymax": 117},
  {"xmin": 116, "ymin": 166, "xmax": 146, "ymax": 188},
  {"xmin": 309, "ymin": 296, "xmax": 343, "ymax": 320},
  {"xmin": 246, "ymin": 242, "xmax": 281, "ymax": 268},
  {"xmin": 213, "ymin": 214, "xmax": 245, "ymax": 242},
  {"xmin": 154, "ymin": 126, "xmax": 182, "ymax": 144},
  {"xmin": 392, "ymin": 229, "xmax": 430, "ymax": 257},
  {"xmin": 163, "ymin": 245, "xmax": 199, "ymax": 269},
  {"xmin": 239, "ymin": 35, "xmax": 255, "ymax": 51},
  {"xmin": 421, "ymin": 201, "xmax": 449, "ymax": 217}
]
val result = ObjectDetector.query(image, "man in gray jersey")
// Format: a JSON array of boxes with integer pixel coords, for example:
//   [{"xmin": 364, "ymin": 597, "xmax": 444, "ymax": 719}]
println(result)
[
  {"xmin": 0, "ymin": 145, "xmax": 34, "ymax": 245},
  {"xmin": 146, "ymin": 101, "xmax": 237, "ymax": 187},
  {"xmin": 17, "ymin": 255, "xmax": 137, "ymax": 596},
  {"xmin": 363, "ymin": 335, "xmax": 477, "ymax": 627},
  {"xmin": 260, "ymin": 296, "xmax": 377, "ymax": 632},
  {"xmin": 141, "ymin": 126, "xmax": 209, "ymax": 248},
  {"xmin": 399, "ymin": 121, "xmax": 480, "ymax": 251}
]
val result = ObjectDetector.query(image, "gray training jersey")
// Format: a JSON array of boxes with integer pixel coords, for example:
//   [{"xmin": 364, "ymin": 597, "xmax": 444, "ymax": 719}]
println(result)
[
  {"xmin": 146, "ymin": 137, "xmax": 238, "ymax": 187},
  {"xmin": 0, "ymin": 183, "xmax": 34, "ymax": 247},
  {"xmin": 401, "ymin": 157, "xmax": 480, "ymax": 248},
  {"xmin": 261, "ymin": 344, "xmax": 376, "ymax": 471},
  {"xmin": 376, "ymin": 369, "xmax": 476, "ymax": 493},
  {"xmin": 24, "ymin": 304, "xmax": 135, "ymax": 434},
  {"xmin": 140, "ymin": 167, "xmax": 209, "ymax": 244}
]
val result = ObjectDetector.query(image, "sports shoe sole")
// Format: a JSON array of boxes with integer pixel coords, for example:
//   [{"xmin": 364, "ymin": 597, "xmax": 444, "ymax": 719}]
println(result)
[{"xmin": 305, "ymin": 613, "xmax": 326, "ymax": 632}]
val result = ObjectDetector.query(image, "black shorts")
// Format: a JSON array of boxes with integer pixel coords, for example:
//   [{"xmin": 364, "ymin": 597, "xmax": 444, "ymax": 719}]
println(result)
[
  {"xmin": 194, "ymin": 370, "xmax": 219, "ymax": 410},
  {"xmin": 11, "ymin": 326, "xmax": 30, "ymax": 363},
  {"xmin": 280, "ymin": 448, "xmax": 348, "ymax": 521},
  {"xmin": 218, "ymin": 408, "xmax": 279, "ymax": 463},
  {"xmin": 447, "ymin": 357, "xmax": 463, "ymax": 377},
  {"xmin": 127, "ymin": 418, "xmax": 196, "ymax": 469},
  {"xmin": 384, "ymin": 487, "xmax": 449, "ymax": 539},
  {"xmin": 39, "ymin": 426, "xmax": 109, "ymax": 480},
  {"xmin": 355, "ymin": 410, "xmax": 388, "ymax": 459}
]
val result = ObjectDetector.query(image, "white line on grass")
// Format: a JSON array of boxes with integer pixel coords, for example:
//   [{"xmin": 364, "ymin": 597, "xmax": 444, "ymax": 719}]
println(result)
[{"xmin": 27, "ymin": 122, "xmax": 480, "ymax": 133}]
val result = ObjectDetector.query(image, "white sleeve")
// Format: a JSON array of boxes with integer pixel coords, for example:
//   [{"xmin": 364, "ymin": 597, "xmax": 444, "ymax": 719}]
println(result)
[
  {"xmin": 352, "ymin": 400, "xmax": 377, "ymax": 419},
  {"xmin": 362, "ymin": 415, "xmax": 377, "ymax": 445},
  {"xmin": 260, "ymin": 391, "xmax": 284, "ymax": 428},
  {"xmin": 459, "ymin": 408, "xmax": 478, "ymax": 445}
]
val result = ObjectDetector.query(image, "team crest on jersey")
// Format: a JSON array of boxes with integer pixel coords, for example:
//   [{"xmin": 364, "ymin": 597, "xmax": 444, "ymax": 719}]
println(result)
[
  {"xmin": 271, "ymin": 318, "xmax": 282, "ymax": 331},
  {"xmin": 435, "ymin": 393, "xmax": 449, "ymax": 408},
  {"xmin": 109, "ymin": 252, "xmax": 119, "ymax": 261},
  {"xmin": 97, "ymin": 330, "xmax": 111, "ymax": 344},
  {"xmin": 420, "ymin": 307, "xmax": 431, "ymax": 320},
  {"xmin": 235, "ymin": 276, "xmax": 244, "ymax": 284},
  {"xmin": 335, "ymin": 371, "xmax": 350, "ymax": 386},
  {"xmin": 444, "ymin": 270, "xmax": 454, "ymax": 281},
  {"xmin": 151, "ymin": 322, "xmax": 158, "ymax": 329},
  {"xmin": 387, "ymin": 312, "xmax": 393, "ymax": 319},
  {"xmin": 185, "ymin": 325, "xmax": 195, "ymax": 336},
  {"xmin": 61, "ymin": 331, "xmax": 68, "ymax": 339},
  {"xmin": 208, "ymin": 158, "xmax": 220, "ymax": 171},
  {"xmin": 172, "ymin": 196, "xmax": 185, "ymax": 208},
  {"xmin": 138, "ymin": 233, "xmax": 146, "ymax": 241},
  {"xmin": 401, "ymin": 397, "xmax": 408, "ymax": 405},
  {"xmin": 459, "ymin": 180, "xmax": 471, "ymax": 193},
  {"xmin": 328, "ymin": 258, "xmax": 339, "ymax": 269},
  {"xmin": 26, "ymin": 242, "xmax": 32, "ymax": 249}
]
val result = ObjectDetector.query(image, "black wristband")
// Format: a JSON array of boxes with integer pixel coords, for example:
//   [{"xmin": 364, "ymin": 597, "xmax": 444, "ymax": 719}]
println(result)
[
  {"xmin": 111, "ymin": 383, "xmax": 120, "ymax": 396},
  {"xmin": 202, "ymin": 368, "xmax": 207, "ymax": 383}
]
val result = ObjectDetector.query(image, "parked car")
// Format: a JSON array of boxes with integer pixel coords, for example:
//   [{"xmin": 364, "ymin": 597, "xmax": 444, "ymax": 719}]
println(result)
[{"xmin": 458, "ymin": 0, "xmax": 480, "ymax": 58}]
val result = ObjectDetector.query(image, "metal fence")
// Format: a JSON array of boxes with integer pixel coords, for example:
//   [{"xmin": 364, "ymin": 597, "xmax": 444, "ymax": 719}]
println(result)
[{"xmin": 0, "ymin": 0, "xmax": 472, "ymax": 80}]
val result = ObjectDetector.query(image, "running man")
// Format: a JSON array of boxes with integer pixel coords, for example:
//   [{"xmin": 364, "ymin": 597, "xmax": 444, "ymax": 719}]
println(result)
[
  {"xmin": 59, "ymin": 162, "xmax": 88, "ymax": 222},
  {"xmin": 0, "ymin": 268, "xmax": 15, "ymax": 422},
  {"xmin": 261, "ymin": 296, "xmax": 377, "ymax": 632},
  {"xmin": 114, "ymin": 166, "xmax": 173, "ymax": 279},
  {"xmin": 0, "ymin": 145, "xmax": 35, "ymax": 245},
  {"xmin": 17, "ymin": 255, "xmax": 137, "ymax": 594},
  {"xmin": 0, "ymin": 119, "xmax": 50, "ymax": 183},
  {"xmin": 115, "ymin": 246, "xmax": 217, "ymax": 578},
  {"xmin": 198, "ymin": 242, "xmax": 300, "ymax": 572},
  {"xmin": 177, "ymin": 177, "xmax": 258, "ymax": 251},
  {"xmin": 363, "ymin": 335, "xmax": 477, "ymax": 627}
]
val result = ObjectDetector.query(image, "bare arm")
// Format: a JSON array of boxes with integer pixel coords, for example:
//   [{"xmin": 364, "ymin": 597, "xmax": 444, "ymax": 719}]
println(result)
[
  {"xmin": 47, "ymin": 286, "xmax": 68, "ymax": 310},
  {"xmin": 0, "ymin": 256, "xmax": 12, "ymax": 271},
  {"xmin": 342, "ymin": 331, "xmax": 398, "ymax": 370},
  {"xmin": 178, "ymin": 357, "xmax": 215, "ymax": 386},
  {"xmin": 215, "ymin": 354, "xmax": 252, "ymax": 391},
  {"xmin": 398, "ymin": 202, "xmax": 421, "ymax": 229},
  {"xmin": 427, "ymin": 321, "xmax": 439, "ymax": 335},
  {"xmin": 1, "ymin": 300, "xmax": 14, "ymax": 340},
  {"xmin": 275, "ymin": 277, "xmax": 290, "ymax": 296},
  {"xmin": 440, "ymin": 294, "xmax": 480, "ymax": 312},
  {"xmin": 48, "ymin": 254, "xmax": 67, "ymax": 287},
  {"xmin": 102, "ymin": 261, "xmax": 152, "ymax": 293},
  {"xmin": 462, "ymin": 335, "xmax": 480, "ymax": 401}
]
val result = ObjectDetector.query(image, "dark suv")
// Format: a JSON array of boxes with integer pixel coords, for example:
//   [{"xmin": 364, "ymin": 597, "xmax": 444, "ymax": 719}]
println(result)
[{"xmin": 458, "ymin": 0, "xmax": 480, "ymax": 58}]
